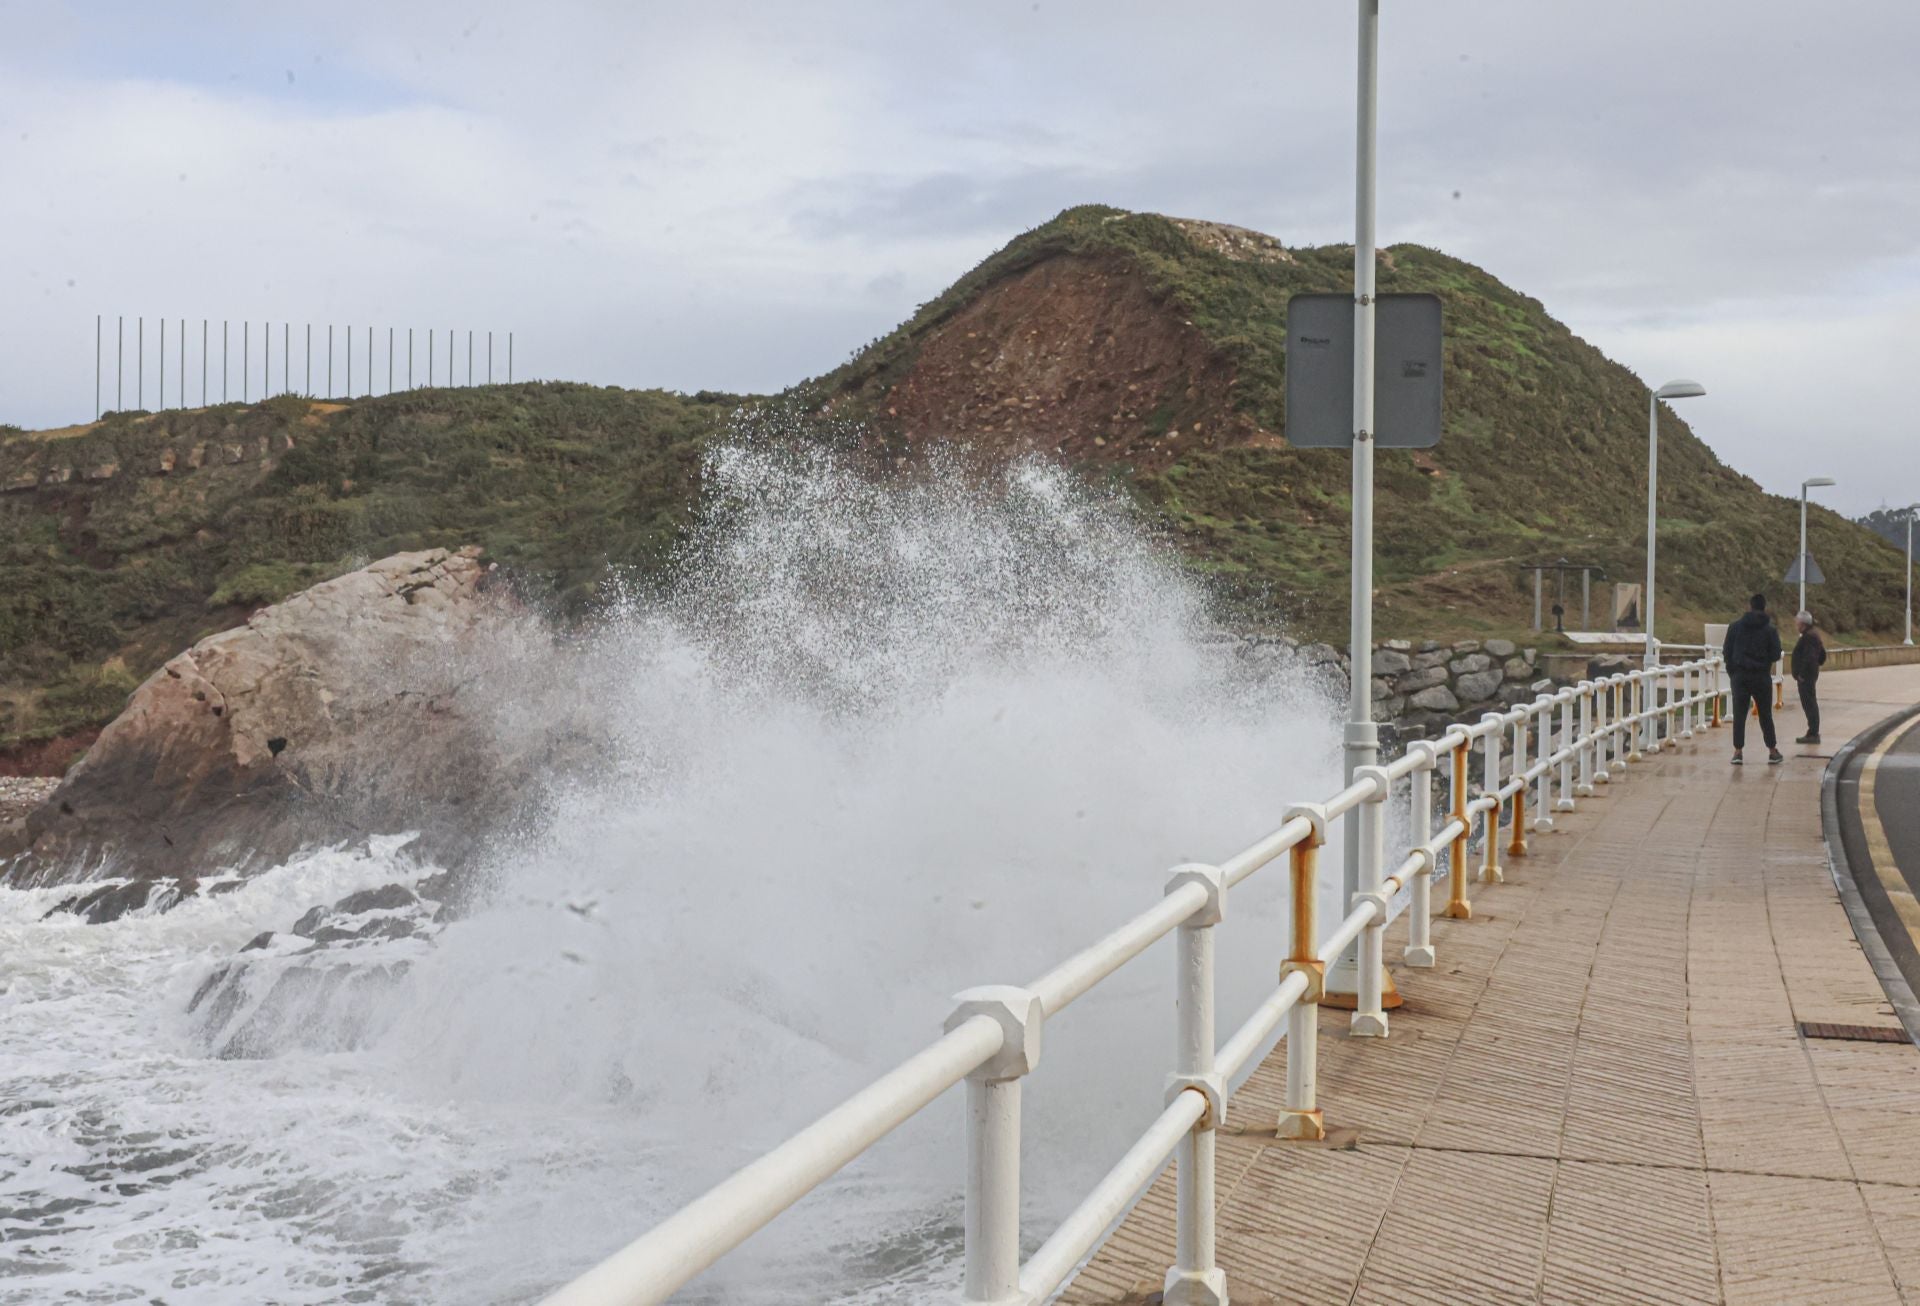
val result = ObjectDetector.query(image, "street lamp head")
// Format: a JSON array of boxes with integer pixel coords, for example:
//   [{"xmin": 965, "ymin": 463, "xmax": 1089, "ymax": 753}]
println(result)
[
  {"xmin": 1803, "ymin": 477, "xmax": 1836, "ymax": 489},
  {"xmin": 1654, "ymin": 379, "xmax": 1706, "ymax": 400}
]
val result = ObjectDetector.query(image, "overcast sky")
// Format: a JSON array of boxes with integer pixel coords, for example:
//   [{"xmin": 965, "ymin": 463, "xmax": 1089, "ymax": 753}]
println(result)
[{"xmin": 4, "ymin": 0, "xmax": 1917, "ymax": 516}]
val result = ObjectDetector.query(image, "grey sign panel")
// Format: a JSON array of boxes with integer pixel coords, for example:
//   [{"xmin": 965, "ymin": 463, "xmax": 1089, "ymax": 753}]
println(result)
[
  {"xmin": 1784, "ymin": 553, "xmax": 1826, "ymax": 585},
  {"xmin": 1283, "ymin": 292, "xmax": 1444, "ymax": 448}
]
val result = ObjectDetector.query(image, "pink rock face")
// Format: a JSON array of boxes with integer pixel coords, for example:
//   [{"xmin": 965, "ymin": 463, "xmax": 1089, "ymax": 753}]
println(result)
[{"xmin": 2, "ymin": 547, "xmax": 504, "ymax": 887}]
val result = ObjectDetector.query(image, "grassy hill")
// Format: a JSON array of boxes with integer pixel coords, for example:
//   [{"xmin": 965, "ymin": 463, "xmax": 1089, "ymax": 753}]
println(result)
[
  {"xmin": 5, "ymin": 205, "xmax": 1915, "ymax": 763},
  {"xmin": 0, "ymin": 385, "xmax": 732, "ymax": 761},
  {"xmin": 813, "ymin": 204, "xmax": 1915, "ymax": 644}
]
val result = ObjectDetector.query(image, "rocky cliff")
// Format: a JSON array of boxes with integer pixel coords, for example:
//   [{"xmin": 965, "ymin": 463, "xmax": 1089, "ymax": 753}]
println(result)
[{"xmin": 1, "ymin": 548, "xmax": 513, "ymax": 891}]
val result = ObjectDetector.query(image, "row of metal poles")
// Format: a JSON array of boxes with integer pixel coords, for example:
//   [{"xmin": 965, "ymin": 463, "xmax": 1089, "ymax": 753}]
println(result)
[
  {"xmin": 534, "ymin": 658, "xmax": 1726, "ymax": 1306},
  {"xmin": 92, "ymin": 316, "xmax": 514, "ymax": 418}
]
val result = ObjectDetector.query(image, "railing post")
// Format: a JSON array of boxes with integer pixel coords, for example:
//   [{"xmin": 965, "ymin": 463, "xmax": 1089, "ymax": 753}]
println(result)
[
  {"xmin": 1681, "ymin": 662, "xmax": 1697, "ymax": 740},
  {"xmin": 1628, "ymin": 672, "xmax": 1646, "ymax": 762},
  {"xmin": 1710, "ymin": 659, "xmax": 1723, "ymax": 728},
  {"xmin": 1351, "ymin": 766, "xmax": 1392, "ymax": 1037},
  {"xmin": 1594, "ymin": 679, "xmax": 1612, "ymax": 785},
  {"xmin": 946, "ymin": 987, "xmax": 1043, "ymax": 1306},
  {"xmin": 1163, "ymin": 865, "xmax": 1227, "ymax": 1306},
  {"xmin": 1480, "ymin": 713, "xmax": 1505, "ymax": 883},
  {"xmin": 1608, "ymin": 678, "xmax": 1626, "ymax": 775},
  {"xmin": 1532, "ymin": 692, "xmax": 1556, "ymax": 833},
  {"xmin": 1446, "ymin": 734, "xmax": 1473, "ymax": 919},
  {"xmin": 1509, "ymin": 711, "xmax": 1531, "ymax": 858},
  {"xmin": 1405, "ymin": 742, "xmax": 1438, "ymax": 967},
  {"xmin": 1279, "ymin": 805, "xmax": 1329, "ymax": 1140},
  {"xmin": 1576, "ymin": 681, "xmax": 1597, "ymax": 796},
  {"xmin": 1551, "ymin": 687, "xmax": 1566, "ymax": 810}
]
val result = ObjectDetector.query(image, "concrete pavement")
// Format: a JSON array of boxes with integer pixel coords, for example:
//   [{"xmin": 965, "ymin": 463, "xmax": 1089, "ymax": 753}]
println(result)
[{"xmin": 1062, "ymin": 664, "xmax": 1920, "ymax": 1305}]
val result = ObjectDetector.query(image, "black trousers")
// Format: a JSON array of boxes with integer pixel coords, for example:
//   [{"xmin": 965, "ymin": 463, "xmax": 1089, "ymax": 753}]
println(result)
[
  {"xmin": 1798, "ymin": 676, "xmax": 1821, "ymax": 739},
  {"xmin": 1731, "ymin": 675, "xmax": 1777, "ymax": 752}
]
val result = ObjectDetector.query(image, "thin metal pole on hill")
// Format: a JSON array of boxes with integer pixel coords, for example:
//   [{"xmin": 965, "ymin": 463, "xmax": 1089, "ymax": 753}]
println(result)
[
  {"xmin": 202, "ymin": 320, "xmax": 207, "ymax": 406},
  {"xmin": 428, "ymin": 329, "xmax": 433, "ymax": 389},
  {"xmin": 328, "ymin": 325, "xmax": 334, "ymax": 398},
  {"xmin": 160, "ymin": 319, "xmax": 166, "ymax": 409},
  {"xmin": 467, "ymin": 330, "xmax": 473, "ymax": 387},
  {"xmin": 222, "ymin": 321, "xmax": 228, "ymax": 403},
  {"xmin": 509, "ymin": 331, "xmax": 513, "ymax": 383},
  {"xmin": 243, "ymin": 322, "xmax": 249, "ymax": 403},
  {"xmin": 346, "ymin": 325, "xmax": 352, "ymax": 397},
  {"xmin": 180, "ymin": 320, "xmax": 185, "ymax": 404},
  {"xmin": 116, "ymin": 316, "xmax": 123, "ymax": 411},
  {"xmin": 95, "ymin": 315, "xmax": 101, "ymax": 418},
  {"xmin": 389, "ymin": 328, "xmax": 394, "ymax": 394},
  {"xmin": 137, "ymin": 317, "xmax": 143, "ymax": 409}
]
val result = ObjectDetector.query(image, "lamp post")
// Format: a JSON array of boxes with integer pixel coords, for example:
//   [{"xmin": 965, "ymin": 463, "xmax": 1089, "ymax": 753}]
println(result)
[
  {"xmin": 1644, "ymin": 379, "xmax": 1706, "ymax": 669},
  {"xmin": 1904, "ymin": 504, "xmax": 1919, "ymax": 646},
  {"xmin": 1798, "ymin": 476, "xmax": 1836, "ymax": 617}
]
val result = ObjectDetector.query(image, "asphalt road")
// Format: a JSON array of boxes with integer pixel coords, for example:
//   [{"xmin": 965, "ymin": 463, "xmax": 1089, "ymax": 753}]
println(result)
[{"xmin": 1834, "ymin": 708, "xmax": 1920, "ymax": 1027}]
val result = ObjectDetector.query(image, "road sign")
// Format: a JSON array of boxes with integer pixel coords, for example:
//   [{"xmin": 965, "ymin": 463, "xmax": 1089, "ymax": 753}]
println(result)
[
  {"xmin": 1785, "ymin": 553, "xmax": 1826, "ymax": 585},
  {"xmin": 1284, "ymin": 292, "xmax": 1444, "ymax": 448}
]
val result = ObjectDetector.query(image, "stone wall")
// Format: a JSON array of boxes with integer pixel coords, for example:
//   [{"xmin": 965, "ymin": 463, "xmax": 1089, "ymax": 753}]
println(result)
[{"xmin": 1236, "ymin": 634, "xmax": 1575, "ymax": 742}]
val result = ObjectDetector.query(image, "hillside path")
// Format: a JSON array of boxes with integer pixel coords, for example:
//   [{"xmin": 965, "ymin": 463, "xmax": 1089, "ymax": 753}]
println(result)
[{"xmin": 1063, "ymin": 664, "xmax": 1920, "ymax": 1306}]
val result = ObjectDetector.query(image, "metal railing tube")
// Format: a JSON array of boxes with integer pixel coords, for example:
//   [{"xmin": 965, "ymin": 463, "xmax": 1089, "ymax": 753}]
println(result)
[
  {"xmin": 1278, "ymin": 806, "xmax": 1328, "ymax": 1139},
  {"xmin": 1578, "ymin": 681, "xmax": 1598, "ymax": 794},
  {"xmin": 950, "ymin": 987, "xmax": 1043, "ymax": 1305},
  {"xmin": 1480, "ymin": 713, "xmax": 1505, "ymax": 884},
  {"xmin": 1405, "ymin": 742, "xmax": 1438, "ymax": 968},
  {"xmin": 1316, "ymin": 903, "xmax": 1376, "ymax": 968},
  {"xmin": 539, "ymin": 1016, "xmax": 1005, "ymax": 1306},
  {"xmin": 1028, "ymin": 882, "xmax": 1207, "ymax": 1017},
  {"xmin": 1630, "ymin": 672, "xmax": 1647, "ymax": 762},
  {"xmin": 1556, "ymin": 690, "xmax": 1576, "ymax": 811},
  {"xmin": 1217, "ymin": 814, "xmax": 1314, "ymax": 888},
  {"xmin": 1163, "ymin": 866, "xmax": 1226, "ymax": 1305},
  {"xmin": 1531, "ymin": 693, "xmax": 1555, "ymax": 833},
  {"xmin": 964, "ymin": 1076, "xmax": 1022, "ymax": 1303},
  {"xmin": 1220, "ymin": 970, "xmax": 1311, "ymax": 1085},
  {"xmin": 1447, "ymin": 738, "xmax": 1472, "ymax": 918},
  {"xmin": 1351, "ymin": 766, "xmax": 1392, "ymax": 1037},
  {"xmin": 1508, "ymin": 711, "xmax": 1531, "ymax": 858},
  {"xmin": 1017, "ymin": 1091, "xmax": 1207, "ymax": 1302}
]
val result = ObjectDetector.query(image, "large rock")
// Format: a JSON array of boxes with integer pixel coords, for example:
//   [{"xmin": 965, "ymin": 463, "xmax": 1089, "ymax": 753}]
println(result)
[
  {"xmin": 1449, "ymin": 652, "xmax": 1493, "ymax": 675},
  {"xmin": 1484, "ymin": 638, "xmax": 1518, "ymax": 658},
  {"xmin": 1456, "ymin": 668, "xmax": 1505, "ymax": 703},
  {"xmin": 1, "ymin": 548, "xmax": 514, "ymax": 889},
  {"xmin": 1394, "ymin": 666, "xmax": 1449, "ymax": 694},
  {"xmin": 1372, "ymin": 649, "xmax": 1413, "ymax": 676},
  {"xmin": 1409, "ymin": 685, "xmax": 1460, "ymax": 713}
]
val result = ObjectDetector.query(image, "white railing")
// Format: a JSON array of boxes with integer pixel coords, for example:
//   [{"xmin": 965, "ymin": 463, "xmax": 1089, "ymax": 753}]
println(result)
[{"xmin": 541, "ymin": 655, "xmax": 1728, "ymax": 1306}]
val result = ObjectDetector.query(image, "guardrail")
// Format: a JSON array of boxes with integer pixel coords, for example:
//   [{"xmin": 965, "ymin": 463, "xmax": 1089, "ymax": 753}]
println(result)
[{"xmin": 541, "ymin": 655, "xmax": 1727, "ymax": 1306}]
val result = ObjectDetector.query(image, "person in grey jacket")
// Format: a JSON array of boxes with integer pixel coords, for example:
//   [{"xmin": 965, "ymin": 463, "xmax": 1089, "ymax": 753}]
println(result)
[
  {"xmin": 1792, "ymin": 610, "xmax": 1827, "ymax": 745},
  {"xmin": 1722, "ymin": 593, "xmax": 1783, "ymax": 765}
]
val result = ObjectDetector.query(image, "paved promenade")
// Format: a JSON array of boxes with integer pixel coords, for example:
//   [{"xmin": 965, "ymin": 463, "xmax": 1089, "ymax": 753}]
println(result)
[{"xmin": 1064, "ymin": 665, "xmax": 1920, "ymax": 1305}]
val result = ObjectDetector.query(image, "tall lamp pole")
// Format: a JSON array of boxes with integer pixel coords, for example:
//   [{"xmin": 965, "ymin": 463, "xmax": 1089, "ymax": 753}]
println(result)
[
  {"xmin": 1798, "ymin": 476, "xmax": 1836, "ymax": 617},
  {"xmin": 1643, "ymin": 379, "xmax": 1706, "ymax": 669},
  {"xmin": 1325, "ymin": 0, "xmax": 1382, "ymax": 1018},
  {"xmin": 1904, "ymin": 504, "xmax": 1919, "ymax": 646}
]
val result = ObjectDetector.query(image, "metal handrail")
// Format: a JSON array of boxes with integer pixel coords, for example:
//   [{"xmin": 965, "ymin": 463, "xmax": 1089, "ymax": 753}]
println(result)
[{"xmin": 540, "ymin": 655, "xmax": 1727, "ymax": 1306}]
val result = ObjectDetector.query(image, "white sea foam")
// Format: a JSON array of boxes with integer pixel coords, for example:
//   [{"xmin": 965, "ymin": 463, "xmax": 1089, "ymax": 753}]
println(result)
[{"xmin": 0, "ymin": 446, "xmax": 1343, "ymax": 1304}]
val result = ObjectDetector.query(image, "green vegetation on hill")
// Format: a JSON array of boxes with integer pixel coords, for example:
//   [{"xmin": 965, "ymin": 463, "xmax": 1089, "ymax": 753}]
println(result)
[
  {"xmin": 824, "ymin": 206, "xmax": 1916, "ymax": 643},
  {"xmin": 0, "ymin": 384, "xmax": 733, "ymax": 751}
]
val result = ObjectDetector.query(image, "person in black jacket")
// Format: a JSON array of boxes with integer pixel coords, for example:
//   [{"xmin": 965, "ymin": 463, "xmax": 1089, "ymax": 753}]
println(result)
[
  {"xmin": 1722, "ymin": 593, "xmax": 1783, "ymax": 765},
  {"xmin": 1792, "ymin": 610, "xmax": 1827, "ymax": 745}
]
